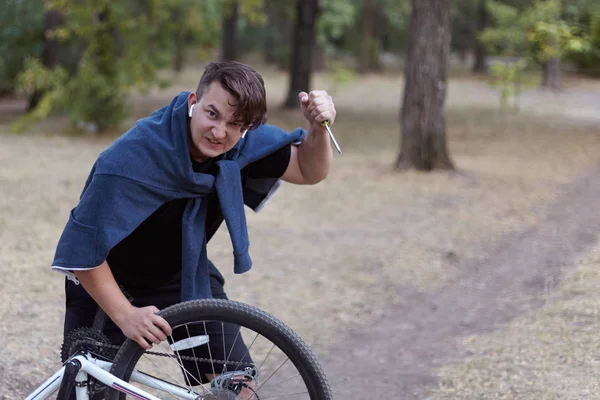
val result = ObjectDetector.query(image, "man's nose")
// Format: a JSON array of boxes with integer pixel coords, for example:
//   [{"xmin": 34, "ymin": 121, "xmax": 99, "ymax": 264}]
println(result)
[{"xmin": 212, "ymin": 124, "xmax": 227, "ymax": 139}]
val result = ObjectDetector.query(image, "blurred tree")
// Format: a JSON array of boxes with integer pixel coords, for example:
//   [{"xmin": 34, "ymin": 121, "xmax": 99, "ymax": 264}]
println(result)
[
  {"xmin": 357, "ymin": 0, "xmax": 384, "ymax": 73},
  {"xmin": 396, "ymin": 0, "xmax": 455, "ymax": 171},
  {"xmin": 478, "ymin": 1, "xmax": 528, "ymax": 109},
  {"xmin": 221, "ymin": 0, "xmax": 240, "ymax": 61},
  {"xmin": 283, "ymin": 0, "xmax": 320, "ymax": 108},
  {"xmin": 563, "ymin": 0, "xmax": 600, "ymax": 76},
  {"xmin": 13, "ymin": 0, "xmax": 222, "ymax": 133},
  {"xmin": 481, "ymin": 0, "xmax": 592, "ymax": 91},
  {"xmin": 171, "ymin": 1, "xmax": 222, "ymax": 72},
  {"xmin": 523, "ymin": 0, "xmax": 591, "ymax": 90},
  {"xmin": 473, "ymin": 0, "xmax": 489, "ymax": 73},
  {"xmin": 314, "ymin": 0, "xmax": 356, "ymax": 70},
  {"xmin": 452, "ymin": 0, "xmax": 477, "ymax": 64},
  {"xmin": 263, "ymin": 0, "xmax": 294, "ymax": 68},
  {"xmin": 379, "ymin": 0, "xmax": 411, "ymax": 55},
  {"xmin": 0, "ymin": 0, "xmax": 44, "ymax": 97},
  {"xmin": 28, "ymin": 9, "xmax": 65, "ymax": 111}
]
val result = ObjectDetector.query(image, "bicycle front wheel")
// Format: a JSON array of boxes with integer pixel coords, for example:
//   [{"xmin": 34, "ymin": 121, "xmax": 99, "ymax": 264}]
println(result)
[{"xmin": 106, "ymin": 299, "xmax": 332, "ymax": 400}]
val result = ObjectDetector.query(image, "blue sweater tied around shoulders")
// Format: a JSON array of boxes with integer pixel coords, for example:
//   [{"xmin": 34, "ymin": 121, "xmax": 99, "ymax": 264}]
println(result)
[{"xmin": 51, "ymin": 91, "xmax": 306, "ymax": 301}]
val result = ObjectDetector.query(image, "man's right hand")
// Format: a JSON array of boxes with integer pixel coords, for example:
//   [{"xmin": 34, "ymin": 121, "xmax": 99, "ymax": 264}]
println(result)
[
  {"xmin": 74, "ymin": 262, "xmax": 173, "ymax": 351},
  {"xmin": 115, "ymin": 305, "xmax": 172, "ymax": 350}
]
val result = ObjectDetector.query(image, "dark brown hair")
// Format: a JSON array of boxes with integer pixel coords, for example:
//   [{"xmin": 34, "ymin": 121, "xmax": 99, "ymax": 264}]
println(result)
[{"xmin": 196, "ymin": 61, "xmax": 267, "ymax": 129}]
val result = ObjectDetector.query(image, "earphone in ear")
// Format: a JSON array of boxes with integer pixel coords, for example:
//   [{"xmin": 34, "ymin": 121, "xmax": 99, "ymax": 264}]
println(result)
[
  {"xmin": 241, "ymin": 129, "xmax": 248, "ymax": 139},
  {"xmin": 188, "ymin": 104, "xmax": 195, "ymax": 118}
]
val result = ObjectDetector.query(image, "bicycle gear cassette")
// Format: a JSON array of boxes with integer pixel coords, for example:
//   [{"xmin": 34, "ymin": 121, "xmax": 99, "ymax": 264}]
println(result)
[{"xmin": 61, "ymin": 327, "xmax": 115, "ymax": 362}]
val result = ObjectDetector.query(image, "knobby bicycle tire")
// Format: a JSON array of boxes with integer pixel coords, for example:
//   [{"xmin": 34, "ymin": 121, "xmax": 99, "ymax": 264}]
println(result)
[{"xmin": 106, "ymin": 299, "xmax": 333, "ymax": 400}]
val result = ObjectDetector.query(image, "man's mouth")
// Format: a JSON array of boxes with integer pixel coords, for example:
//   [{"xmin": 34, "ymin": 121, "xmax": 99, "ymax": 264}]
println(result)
[{"xmin": 207, "ymin": 138, "xmax": 222, "ymax": 146}]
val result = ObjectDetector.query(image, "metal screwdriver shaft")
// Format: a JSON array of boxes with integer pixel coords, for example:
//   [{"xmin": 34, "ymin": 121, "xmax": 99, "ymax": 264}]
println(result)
[{"xmin": 321, "ymin": 120, "xmax": 342, "ymax": 154}]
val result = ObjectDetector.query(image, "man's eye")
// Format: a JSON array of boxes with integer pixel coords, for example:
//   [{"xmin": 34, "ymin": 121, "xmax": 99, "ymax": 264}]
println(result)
[{"xmin": 207, "ymin": 111, "xmax": 217, "ymax": 118}]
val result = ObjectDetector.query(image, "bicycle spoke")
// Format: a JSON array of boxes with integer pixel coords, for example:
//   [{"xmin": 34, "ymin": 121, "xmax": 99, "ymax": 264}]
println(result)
[
  {"xmin": 257, "ymin": 343, "xmax": 276, "ymax": 372},
  {"xmin": 136, "ymin": 340, "xmax": 208, "ymax": 398},
  {"xmin": 221, "ymin": 321, "xmax": 227, "ymax": 375},
  {"xmin": 253, "ymin": 357, "xmax": 290, "ymax": 395},
  {"xmin": 202, "ymin": 321, "xmax": 217, "ymax": 379},
  {"xmin": 225, "ymin": 325, "xmax": 242, "ymax": 368},
  {"xmin": 167, "ymin": 335, "xmax": 201, "ymax": 394},
  {"xmin": 232, "ymin": 331, "xmax": 259, "ymax": 373},
  {"xmin": 184, "ymin": 324, "xmax": 204, "ymax": 390}
]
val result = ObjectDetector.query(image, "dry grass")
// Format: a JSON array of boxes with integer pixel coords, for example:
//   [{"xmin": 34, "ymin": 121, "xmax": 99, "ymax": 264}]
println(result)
[
  {"xmin": 1, "ymin": 66, "xmax": 599, "ymax": 398},
  {"xmin": 424, "ymin": 243, "xmax": 600, "ymax": 400}
]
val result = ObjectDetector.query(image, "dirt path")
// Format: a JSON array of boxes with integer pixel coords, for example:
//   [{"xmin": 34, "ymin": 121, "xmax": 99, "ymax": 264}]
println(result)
[{"xmin": 320, "ymin": 160, "xmax": 600, "ymax": 398}]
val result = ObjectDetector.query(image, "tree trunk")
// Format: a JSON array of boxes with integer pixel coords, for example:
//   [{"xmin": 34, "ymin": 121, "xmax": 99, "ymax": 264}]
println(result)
[
  {"xmin": 396, "ymin": 0, "xmax": 455, "ymax": 171},
  {"xmin": 221, "ymin": 0, "xmax": 239, "ymax": 61},
  {"xmin": 472, "ymin": 0, "xmax": 488, "ymax": 74},
  {"xmin": 29, "ymin": 10, "xmax": 64, "ymax": 111},
  {"xmin": 283, "ymin": 0, "xmax": 319, "ymax": 109},
  {"xmin": 172, "ymin": 6, "xmax": 187, "ymax": 72},
  {"xmin": 264, "ymin": 0, "xmax": 292, "ymax": 69},
  {"xmin": 541, "ymin": 58, "xmax": 562, "ymax": 90},
  {"xmin": 357, "ymin": 0, "xmax": 383, "ymax": 74}
]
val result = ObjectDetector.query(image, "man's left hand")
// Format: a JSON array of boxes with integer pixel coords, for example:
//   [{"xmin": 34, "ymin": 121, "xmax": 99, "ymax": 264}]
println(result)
[{"xmin": 298, "ymin": 90, "xmax": 336, "ymax": 130}]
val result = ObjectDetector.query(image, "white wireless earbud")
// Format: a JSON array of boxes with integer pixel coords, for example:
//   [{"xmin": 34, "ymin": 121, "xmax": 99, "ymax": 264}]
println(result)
[
  {"xmin": 188, "ymin": 104, "xmax": 195, "ymax": 118},
  {"xmin": 241, "ymin": 129, "xmax": 248, "ymax": 139}
]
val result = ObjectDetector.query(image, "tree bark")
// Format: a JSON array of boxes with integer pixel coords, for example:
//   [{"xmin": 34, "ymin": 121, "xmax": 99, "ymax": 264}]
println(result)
[
  {"xmin": 357, "ymin": 0, "xmax": 383, "ymax": 73},
  {"xmin": 283, "ymin": 0, "xmax": 320, "ymax": 109},
  {"xmin": 221, "ymin": 0, "xmax": 239, "ymax": 61},
  {"xmin": 29, "ymin": 9, "xmax": 64, "ymax": 111},
  {"xmin": 395, "ymin": 0, "xmax": 455, "ymax": 171},
  {"xmin": 541, "ymin": 58, "xmax": 562, "ymax": 90},
  {"xmin": 264, "ymin": 0, "xmax": 292, "ymax": 69},
  {"xmin": 472, "ymin": 0, "xmax": 488, "ymax": 74},
  {"xmin": 172, "ymin": 6, "xmax": 187, "ymax": 72}
]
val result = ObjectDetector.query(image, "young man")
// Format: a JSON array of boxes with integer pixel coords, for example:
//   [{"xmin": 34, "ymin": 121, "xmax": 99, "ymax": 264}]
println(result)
[{"xmin": 51, "ymin": 61, "xmax": 336, "ymax": 393}]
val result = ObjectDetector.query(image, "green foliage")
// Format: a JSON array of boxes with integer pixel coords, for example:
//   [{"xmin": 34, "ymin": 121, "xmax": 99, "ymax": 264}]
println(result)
[
  {"xmin": 0, "ymin": 0, "xmax": 44, "ymax": 95},
  {"xmin": 317, "ymin": 0, "xmax": 357, "ymax": 56},
  {"xmin": 478, "ymin": 1, "xmax": 529, "ymax": 57},
  {"xmin": 489, "ymin": 60, "xmax": 528, "ymax": 110},
  {"xmin": 326, "ymin": 60, "xmax": 357, "ymax": 95},
  {"xmin": 521, "ymin": 0, "xmax": 591, "ymax": 64},
  {"xmin": 563, "ymin": 2, "xmax": 600, "ymax": 76},
  {"xmin": 481, "ymin": 0, "xmax": 594, "ymax": 64},
  {"xmin": 13, "ymin": 0, "xmax": 214, "ymax": 133},
  {"xmin": 378, "ymin": 0, "xmax": 410, "ymax": 53}
]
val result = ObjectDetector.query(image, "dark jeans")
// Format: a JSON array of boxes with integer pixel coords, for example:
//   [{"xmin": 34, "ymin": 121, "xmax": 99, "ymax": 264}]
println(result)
[{"xmin": 63, "ymin": 266, "xmax": 252, "ymax": 395}]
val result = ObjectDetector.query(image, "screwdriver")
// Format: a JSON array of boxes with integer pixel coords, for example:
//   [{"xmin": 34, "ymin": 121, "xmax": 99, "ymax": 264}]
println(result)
[{"xmin": 321, "ymin": 120, "xmax": 342, "ymax": 154}]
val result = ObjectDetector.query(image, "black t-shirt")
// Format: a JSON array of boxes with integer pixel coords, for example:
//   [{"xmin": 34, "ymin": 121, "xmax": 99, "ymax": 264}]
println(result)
[{"xmin": 106, "ymin": 145, "xmax": 291, "ymax": 290}]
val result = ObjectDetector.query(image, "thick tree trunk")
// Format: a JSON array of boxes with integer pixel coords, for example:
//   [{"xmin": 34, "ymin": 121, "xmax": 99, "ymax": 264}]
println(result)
[
  {"xmin": 283, "ymin": 0, "xmax": 319, "ymax": 109},
  {"xmin": 29, "ymin": 10, "xmax": 64, "ymax": 111},
  {"xmin": 472, "ymin": 0, "xmax": 488, "ymax": 74},
  {"xmin": 395, "ymin": 0, "xmax": 455, "ymax": 171},
  {"xmin": 541, "ymin": 58, "xmax": 562, "ymax": 90},
  {"xmin": 221, "ymin": 0, "xmax": 239, "ymax": 61}
]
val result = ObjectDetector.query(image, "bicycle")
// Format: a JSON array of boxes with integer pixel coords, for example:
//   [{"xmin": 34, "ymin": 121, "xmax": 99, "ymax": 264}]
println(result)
[{"xmin": 25, "ymin": 299, "xmax": 333, "ymax": 400}]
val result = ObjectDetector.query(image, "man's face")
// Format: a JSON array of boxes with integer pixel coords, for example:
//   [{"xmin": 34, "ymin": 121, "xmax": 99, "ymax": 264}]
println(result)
[{"xmin": 187, "ymin": 82, "xmax": 246, "ymax": 163}]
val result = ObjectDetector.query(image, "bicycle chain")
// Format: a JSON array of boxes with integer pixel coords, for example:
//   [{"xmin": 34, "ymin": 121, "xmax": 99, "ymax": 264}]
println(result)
[{"xmin": 78, "ymin": 338, "xmax": 252, "ymax": 367}]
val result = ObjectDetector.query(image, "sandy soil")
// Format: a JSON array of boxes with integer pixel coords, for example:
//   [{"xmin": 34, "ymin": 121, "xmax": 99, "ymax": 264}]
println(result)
[{"xmin": 1, "ymin": 68, "xmax": 599, "ymax": 398}]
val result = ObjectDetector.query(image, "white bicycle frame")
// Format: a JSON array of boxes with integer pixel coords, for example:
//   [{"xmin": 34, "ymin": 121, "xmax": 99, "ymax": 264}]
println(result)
[{"xmin": 25, "ymin": 353, "xmax": 200, "ymax": 400}]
